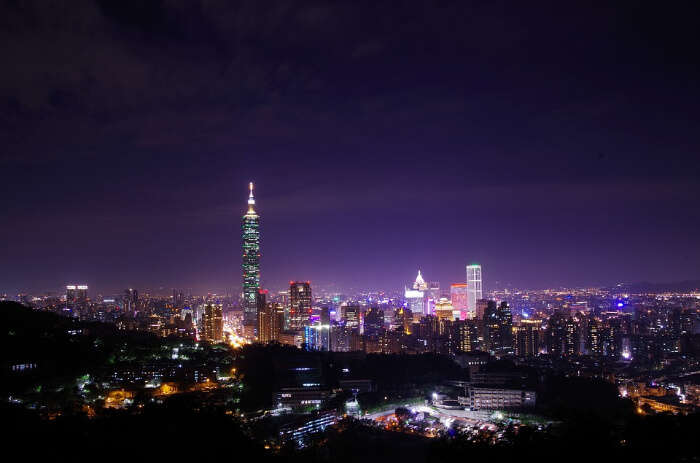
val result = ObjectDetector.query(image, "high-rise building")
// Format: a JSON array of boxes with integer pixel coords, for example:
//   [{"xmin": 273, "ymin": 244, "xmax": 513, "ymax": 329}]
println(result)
[
  {"xmin": 258, "ymin": 292, "xmax": 284, "ymax": 344},
  {"xmin": 513, "ymin": 319, "xmax": 542, "ymax": 357},
  {"xmin": 475, "ymin": 298, "xmax": 489, "ymax": 320},
  {"xmin": 123, "ymin": 288, "xmax": 138, "ymax": 312},
  {"xmin": 342, "ymin": 304, "xmax": 360, "ymax": 329},
  {"xmin": 450, "ymin": 284, "xmax": 468, "ymax": 320},
  {"xmin": 481, "ymin": 300, "xmax": 514, "ymax": 355},
  {"xmin": 482, "ymin": 300, "xmax": 499, "ymax": 353},
  {"xmin": 564, "ymin": 317, "xmax": 579, "ymax": 357},
  {"xmin": 66, "ymin": 285, "xmax": 88, "ymax": 308},
  {"xmin": 404, "ymin": 289, "xmax": 424, "ymax": 316},
  {"xmin": 496, "ymin": 301, "xmax": 513, "ymax": 354},
  {"xmin": 364, "ymin": 307, "xmax": 384, "ymax": 337},
  {"xmin": 200, "ymin": 302, "xmax": 223, "ymax": 342},
  {"xmin": 413, "ymin": 270, "xmax": 428, "ymax": 291},
  {"xmin": 586, "ymin": 317, "xmax": 603, "ymax": 356},
  {"xmin": 242, "ymin": 182, "xmax": 261, "ymax": 330},
  {"xmin": 466, "ymin": 264, "xmax": 482, "ymax": 317},
  {"xmin": 173, "ymin": 289, "xmax": 185, "ymax": 308},
  {"xmin": 394, "ymin": 307, "xmax": 413, "ymax": 335},
  {"xmin": 435, "ymin": 297, "xmax": 455, "ymax": 322},
  {"xmin": 427, "ymin": 281, "xmax": 440, "ymax": 315},
  {"xmin": 455, "ymin": 320, "xmax": 479, "ymax": 352},
  {"xmin": 406, "ymin": 270, "xmax": 427, "ymax": 315},
  {"xmin": 289, "ymin": 281, "xmax": 312, "ymax": 330}
]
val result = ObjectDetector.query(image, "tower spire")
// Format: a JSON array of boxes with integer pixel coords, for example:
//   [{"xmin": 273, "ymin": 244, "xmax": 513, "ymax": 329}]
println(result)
[{"xmin": 247, "ymin": 181, "xmax": 256, "ymax": 214}]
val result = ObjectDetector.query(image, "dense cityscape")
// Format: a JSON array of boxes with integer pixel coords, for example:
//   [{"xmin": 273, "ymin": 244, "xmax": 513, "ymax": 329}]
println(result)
[
  {"xmin": 3, "ymin": 1, "xmax": 699, "ymax": 462},
  {"xmin": 3, "ymin": 183, "xmax": 699, "ymax": 461}
]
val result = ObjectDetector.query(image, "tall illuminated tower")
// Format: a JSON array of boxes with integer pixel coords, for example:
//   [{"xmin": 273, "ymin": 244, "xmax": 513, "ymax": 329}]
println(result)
[
  {"xmin": 242, "ymin": 182, "xmax": 260, "ymax": 329},
  {"xmin": 466, "ymin": 264, "xmax": 482, "ymax": 317}
]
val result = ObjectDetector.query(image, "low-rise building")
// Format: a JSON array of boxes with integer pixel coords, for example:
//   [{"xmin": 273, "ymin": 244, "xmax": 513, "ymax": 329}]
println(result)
[{"xmin": 458, "ymin": 386, "xmax": 536, "ymax": 410}]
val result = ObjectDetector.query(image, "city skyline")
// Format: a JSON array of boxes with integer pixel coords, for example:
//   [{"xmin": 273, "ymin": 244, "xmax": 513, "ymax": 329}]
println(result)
[
  {"xmin": 4, "ymin": 182, "xmax": 700, "ymax": 297},
  {"xmin": 2, "ymin": 2, "xmax": 699, "ymax": 458}
]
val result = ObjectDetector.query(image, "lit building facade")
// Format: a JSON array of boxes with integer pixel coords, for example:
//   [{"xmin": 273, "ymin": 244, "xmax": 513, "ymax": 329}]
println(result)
[
  {"xmin": 405, "ymin": 289, "xmax": 424, "ymax": 316},
  {"xmin": 466, "ymin": 264, "xmax": 482, "ymax": 317},
  {"xmin": 257, "ymin": 291, "xmax": 284, "ymax": 343},
  {"xmin": 513, "ymin": 319, "xmax": 542, "ymax": 357},
  {"xmin": 66, "ymin": 285, "xmax": 88, "ymax": 309},
  {"xmin": 459, "ymin": 387, "xmax": 536, "ymax": 410},
  {"xmin": 450, "ymin": 283, "xmax": 468, "ymax": 320},
  {"xmin": 242, "ymin": 182, "xmax": 261, "ymax": 329},
  {"xmin": 200, "ymin": 303, "xmax": 223, "ymax": 342},
  {"xmin": 405, "ymin": 270, "xmax": 427, "ymax": 315},
  {"xmin": 123, "ymin": 288, "xmax": 138, "ymax": 312},
  {"xmin": 289, "ymin": 281, "xmax": 312, "ymax": 330},
  {"xmin": 435, "ymin": 297, "xmax": 455, "ymax": 322},
  {"xmin": 342, "ymin": 304, "xmax": 360, "ymax": 329}
]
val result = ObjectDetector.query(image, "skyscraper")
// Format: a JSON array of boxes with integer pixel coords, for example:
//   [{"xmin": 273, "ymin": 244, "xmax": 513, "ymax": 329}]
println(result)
[
  {"xmin": 466, "ymin": 264, "xmax": 482, "ymax": 316},
  {"xmin": 200, "ymin": 302, "xmax": 223, "ymax": 342},
  {"xmin": 289, "ymin": 281, "xmax": 312, "ymax": 330},
  {"xmin": 242, "ymin": 182, "xmax": 261, "ymax": 330},
  {"xmin": 450, "ymin": 284, "xmax": 468, "ymax": 319},
  {"xmin": 66, "ymin": 285, "xmax": 88, "ymax": 305},
  {"xmin": 123, "ymin": 288, "xmax": 138, "ymax": 312},
  {"xmin": 342, "ymin": 304, "xmax": 360, "ymax": 329},
  {"xmin": 495, "ymin": 301, "xmax": 513, "ymax": 354},
  {"xmin": 364, "ymin": 307, "xmax": 384, "ymax": 337},
  {"xmin": 258, "ymin": 290, "xmax": 284, "ymax": 344},
  {"xmin": 173, "ymin": 289, "xmax": 185, "ymax": 308},
  {"xmin": 435, "ymin": 297, "xmax": 455, "ymax": 322},
  {"xmin": 405, "ymin": 270, "xmax": 427, "ymax": 315},
  {"xmin": 514, "ymin": 319, "xmax": 542, "ymax": 357}
]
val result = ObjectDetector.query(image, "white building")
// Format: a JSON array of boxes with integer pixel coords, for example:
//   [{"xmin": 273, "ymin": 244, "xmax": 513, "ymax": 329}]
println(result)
[{"xmin": 466, "ymin": 264, "xmax": 482, "ymax": 318}]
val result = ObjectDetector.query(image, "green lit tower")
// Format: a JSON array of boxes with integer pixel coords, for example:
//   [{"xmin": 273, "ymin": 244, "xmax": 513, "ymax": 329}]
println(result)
[{"xmin": 242, "ymin": 182, "xmax": 260, "ymax": 329}]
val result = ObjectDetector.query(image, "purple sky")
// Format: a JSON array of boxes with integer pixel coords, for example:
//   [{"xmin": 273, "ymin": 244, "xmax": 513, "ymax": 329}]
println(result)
[{"xmin": 1, "ymin": 1, "xmax": 699, "ymax": 295}]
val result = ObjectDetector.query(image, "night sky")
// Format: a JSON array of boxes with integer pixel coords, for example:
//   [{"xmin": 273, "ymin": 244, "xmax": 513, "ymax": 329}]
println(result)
[{"xmin": 1, "ymin": 1, "xmax": 699, "ymax": 295}]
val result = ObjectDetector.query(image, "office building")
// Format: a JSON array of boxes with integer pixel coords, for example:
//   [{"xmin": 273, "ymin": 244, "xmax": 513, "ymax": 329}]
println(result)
[
  {"xmin": 364, "ymin": 307, "xmax": 384, "ymax": 336},
  {"xmin": 466, "ymin": 264, "xmax": 482, "ymax": 317},
  {"xmin": 123, "ymin": 288, "xmax": 138, "ymax": 312},
  {"xmin": 172, "ymin": 289, "xmax": 185, "ymax": 308},
  {"xmin": 242, "ymin": 182, "xmax": 261, "ymax": 330},
  {"xmin": 455, "ymin": 320, "xmax": 479, "ymax": 352},
  {"xmin": 200, "ymin": 302, "xmax": 223, "ymax": 342},
  {"xmin": 450, "ymin": 283, "xmax": 468, "ymax": 320},
  {"xmin": 258, "ymin": 291, "xmax": 284, "ymax": 343},
  {"xmin": 513, "ymin": 319, "xmax": 542, "ymax": 357},
  {"xmin": 289, "ymin": 281, "xmax": 312, "ymax": 330},
  {"xmin": 66, "ymin": 285, "xmax": 88, "ymax": 308},
  {"xmin": 427, "ymin": 281, "xmax": 440, "ymax": 315},
  {"xmin": 394, "ymin": 307, "xmax": 413, "ymax": 334},
  {"xmin": 435, "ymin": 297, "xmax": 455, "ymax": 322},
  {"xmin": 342, "ymin": 304, "xmax": 360, "ymax": 329}
]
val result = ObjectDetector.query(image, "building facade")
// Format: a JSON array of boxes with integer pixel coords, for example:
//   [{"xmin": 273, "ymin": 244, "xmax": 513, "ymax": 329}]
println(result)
[
  {"xmin": 242, "ymin": 182, "xmax": 261, "ymax": 331},
  {"xmin": 450, "ymin": 283, "xmax": 468, "ymax": 320},
  {"xmin": 200, "ymin": 303, "xmax": 223, "ymax": 342},
  {"xmin": 466, "ymin": 264, "xmax": 482, "ymax": 317},
  {"xmin": 289, "ymin": 282, "xmax": 312, "ymax": 330}
]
